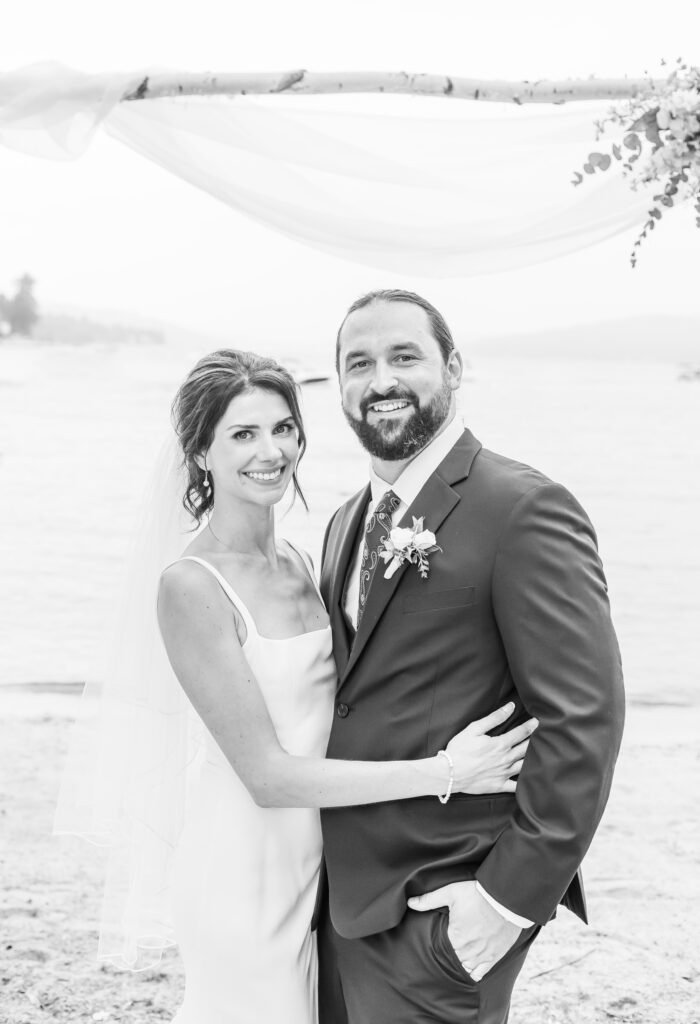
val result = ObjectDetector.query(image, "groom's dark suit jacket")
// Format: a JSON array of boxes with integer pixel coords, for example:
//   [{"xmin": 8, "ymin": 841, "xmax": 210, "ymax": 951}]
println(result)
[{"xmin": 319, "ymin": 428, "xmax": 624, "ymax": 939}]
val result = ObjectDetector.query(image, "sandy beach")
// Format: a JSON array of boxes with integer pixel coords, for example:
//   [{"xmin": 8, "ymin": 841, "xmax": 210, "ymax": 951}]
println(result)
[
  {"xmin": 2, "ymin": 699, "xmax": 698, "ymax": 1024},
  {"xmin": 1, "ymin": 342, "xmax": 699, "ymax": 1022}
]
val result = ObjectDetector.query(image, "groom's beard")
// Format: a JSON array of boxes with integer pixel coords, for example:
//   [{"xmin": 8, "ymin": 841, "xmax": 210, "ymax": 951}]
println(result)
[{"xmin": 342, "ymin": 381, "xmax": 452, "ymax": 461}]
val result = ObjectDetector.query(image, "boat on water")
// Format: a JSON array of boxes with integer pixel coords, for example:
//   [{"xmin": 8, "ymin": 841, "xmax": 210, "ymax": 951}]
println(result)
[
  {"xmin": 677, "ymin": 363, "xmax": 700, "ymax": 382},
  {"xmin": 285, "ymin": 358, "xmax": 332, "ymax": 384},
  {"xmin": 297, "ymin": 370, "xmax": 331, "ymax": 384}
]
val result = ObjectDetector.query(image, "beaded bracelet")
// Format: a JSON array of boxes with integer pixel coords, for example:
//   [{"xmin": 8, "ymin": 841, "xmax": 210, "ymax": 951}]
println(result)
[{"xmin": 436, "ymin": 749, "xmax": 454, "ymax": 804}]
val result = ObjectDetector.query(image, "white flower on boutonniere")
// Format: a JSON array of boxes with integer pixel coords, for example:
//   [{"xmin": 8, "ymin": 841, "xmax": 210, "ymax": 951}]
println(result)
[{"xmin": 378, "ymin": 516, "xmax": 442, "ymax": 580}]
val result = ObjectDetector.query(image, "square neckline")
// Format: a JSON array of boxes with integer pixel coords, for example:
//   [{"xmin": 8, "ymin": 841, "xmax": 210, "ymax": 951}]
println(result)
[{"xmin": 175, "ymin": 542, "xmax": 331, "ymax": 644}]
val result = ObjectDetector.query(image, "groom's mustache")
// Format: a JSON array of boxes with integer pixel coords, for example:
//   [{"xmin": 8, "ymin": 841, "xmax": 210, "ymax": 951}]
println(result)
[{"xmin": 359, "ymin": 388, "xmax": 418, "ymax": 419}]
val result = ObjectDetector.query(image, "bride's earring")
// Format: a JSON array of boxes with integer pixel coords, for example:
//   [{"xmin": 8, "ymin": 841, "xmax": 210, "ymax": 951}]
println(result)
[{"xmin": 202, "ymin": 460, "xmax": 211, "ymax": 492}]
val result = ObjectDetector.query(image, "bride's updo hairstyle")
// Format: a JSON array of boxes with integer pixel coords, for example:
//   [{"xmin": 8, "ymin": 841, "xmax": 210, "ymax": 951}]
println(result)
[{"xmin": 172, "ymin": 349, "xmax": 307, "ymax": 524}]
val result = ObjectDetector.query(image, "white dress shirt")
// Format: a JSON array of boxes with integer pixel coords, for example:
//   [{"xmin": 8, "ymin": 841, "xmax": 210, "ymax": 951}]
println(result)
[{"xmin": 342, "ymin": 413, "xmax": 534, "ymax": 930}]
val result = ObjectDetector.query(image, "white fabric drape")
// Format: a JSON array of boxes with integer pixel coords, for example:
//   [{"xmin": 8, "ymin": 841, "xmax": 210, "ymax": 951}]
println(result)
[
  {"xmin": 0, "ymin": 62, "xmax": 654, "ymax": 275},
  {"xmin": 54, "ymin": 433, "xmax": 205, "ymax": 970}
]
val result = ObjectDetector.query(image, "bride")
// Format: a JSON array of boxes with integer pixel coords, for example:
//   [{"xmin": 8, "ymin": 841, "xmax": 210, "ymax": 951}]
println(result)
[{"xmin": 58, "ymin": 346, "xmax": 535, "ymax": 1024}]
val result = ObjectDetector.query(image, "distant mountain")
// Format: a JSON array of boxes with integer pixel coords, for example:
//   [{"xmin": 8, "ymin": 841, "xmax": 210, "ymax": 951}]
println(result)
[
  {"xmin": 468, "ymin": 315, "xmax": 700, "ymax": 363},
  {"xmin": 33, "ymin": 306, "xmax": 700, "ymax": 365},
  {"xmin": 37, "ymin": 303, "xmax": 222, "ymax": 351},
  {"xmin": 36, "ymin": 311, "xmax": 165, "ymax": 346}
]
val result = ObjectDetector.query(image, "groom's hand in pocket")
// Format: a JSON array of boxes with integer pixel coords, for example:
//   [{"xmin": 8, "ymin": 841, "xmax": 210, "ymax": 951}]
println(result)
[{"xmin": 408, "ymin": 881, "xmax": 521, "ymax": 982}]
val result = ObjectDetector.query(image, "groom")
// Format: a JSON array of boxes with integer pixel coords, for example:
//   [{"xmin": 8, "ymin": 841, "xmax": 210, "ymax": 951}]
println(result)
[{"xmin": 316, "ymin": 289, "xmax": 625, "ymax": 1023}]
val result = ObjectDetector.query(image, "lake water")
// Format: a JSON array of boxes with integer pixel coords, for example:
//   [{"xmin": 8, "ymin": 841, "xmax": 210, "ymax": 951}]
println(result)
[{"xmin": 1, "ymin": 339, "xmax": 698, "ymax": 707}]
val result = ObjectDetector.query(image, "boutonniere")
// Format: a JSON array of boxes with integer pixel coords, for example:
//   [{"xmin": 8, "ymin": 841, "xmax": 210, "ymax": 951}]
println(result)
[{"xmin": 378, "ymin": 517, "xmax": 442, "ymax": 580}]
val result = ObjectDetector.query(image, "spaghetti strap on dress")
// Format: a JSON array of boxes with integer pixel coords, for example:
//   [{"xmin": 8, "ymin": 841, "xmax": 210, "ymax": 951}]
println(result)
[{"xmin": 174, "ymin": 554, "xmax": 259, "ymax": 640}]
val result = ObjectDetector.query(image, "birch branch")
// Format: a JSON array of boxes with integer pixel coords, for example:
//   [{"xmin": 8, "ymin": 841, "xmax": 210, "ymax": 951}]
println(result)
[{"xmin": 122, "ymin": 70, "xmax": 658, "ymax": 105}]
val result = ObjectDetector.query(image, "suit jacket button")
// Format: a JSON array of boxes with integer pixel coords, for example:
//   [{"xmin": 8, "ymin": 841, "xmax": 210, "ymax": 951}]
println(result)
[{"xmin": 336, "ymin": 702, "xmax": 350, "ymax": 718}]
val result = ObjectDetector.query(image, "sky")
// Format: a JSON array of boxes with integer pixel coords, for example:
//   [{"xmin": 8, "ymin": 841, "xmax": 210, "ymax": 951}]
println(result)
[{"xmin": 2, "ymin": 0, "xmax": 700, "ymax": 350}]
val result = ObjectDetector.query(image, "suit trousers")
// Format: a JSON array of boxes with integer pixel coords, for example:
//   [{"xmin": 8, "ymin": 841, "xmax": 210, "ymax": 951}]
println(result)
[{"xmin": 318, "ymin": 898, "xmax": 539, "ymax": 1024}]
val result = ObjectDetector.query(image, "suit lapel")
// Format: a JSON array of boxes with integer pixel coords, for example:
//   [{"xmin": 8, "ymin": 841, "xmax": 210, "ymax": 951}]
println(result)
[
  {"xmin": 340, "ymin": 429, "xmax": 482, "ymax": 685},
  {"xmin": 324, "ymin": 484, "xmax": 370, "ymax": 678}
]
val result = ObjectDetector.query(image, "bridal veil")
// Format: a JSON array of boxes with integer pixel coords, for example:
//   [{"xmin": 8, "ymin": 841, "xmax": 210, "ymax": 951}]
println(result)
[{"xmin": 53, "ymin": 432, "xmax": 203, "ymax": 970}]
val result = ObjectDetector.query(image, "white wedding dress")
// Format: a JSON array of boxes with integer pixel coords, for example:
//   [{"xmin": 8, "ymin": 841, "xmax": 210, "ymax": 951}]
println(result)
[{"xmin": 168, "ymin": 550, "xmax": 336, "ymax": 1024}]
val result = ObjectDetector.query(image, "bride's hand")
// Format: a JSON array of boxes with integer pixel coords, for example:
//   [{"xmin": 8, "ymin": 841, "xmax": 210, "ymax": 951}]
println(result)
[{"xmin": 445, "ymin": 703, "xmax": 538, "ymax": 795}]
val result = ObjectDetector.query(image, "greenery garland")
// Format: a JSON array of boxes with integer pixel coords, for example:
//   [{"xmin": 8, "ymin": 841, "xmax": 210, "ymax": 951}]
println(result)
[{"xmin": 574, "ymin": 60, "xmax": 700, "ymax": 266}]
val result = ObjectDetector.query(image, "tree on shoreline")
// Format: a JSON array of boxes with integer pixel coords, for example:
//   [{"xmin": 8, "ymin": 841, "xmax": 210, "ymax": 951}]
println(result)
[
  {"xmin": 0, "ymin": 292, "xmax": 9, "ymax": 336},
  {"xmin": 0, "ymin": 274, "xmax": 39, "ymax": 337}
]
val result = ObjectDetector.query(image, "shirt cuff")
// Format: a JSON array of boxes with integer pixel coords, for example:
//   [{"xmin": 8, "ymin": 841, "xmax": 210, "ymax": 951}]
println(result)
[{"xmin": 476, "ymin": 882, "xmax": 534, "ymax": 928}]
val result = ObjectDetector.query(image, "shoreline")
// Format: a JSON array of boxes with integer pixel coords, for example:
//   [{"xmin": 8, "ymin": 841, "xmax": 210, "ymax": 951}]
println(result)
[
  {"xmin": 3, "ymin": 691, "xmax": 699, "ymax": 758},
  {"xmin": 4, "ymin": 682, "xmax": 694, "ymax": 718}
]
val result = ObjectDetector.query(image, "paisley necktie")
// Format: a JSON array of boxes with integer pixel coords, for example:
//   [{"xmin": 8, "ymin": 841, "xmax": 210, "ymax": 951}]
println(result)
[{"xmin": 357, "ymin": 489, "xmax": 401, "ymax": 629}]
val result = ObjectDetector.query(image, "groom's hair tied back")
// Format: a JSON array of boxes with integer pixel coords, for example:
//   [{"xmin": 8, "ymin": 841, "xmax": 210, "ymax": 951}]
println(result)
[
  {"xmin": 335, "ymin": 289, "xmax": 455, "ymax": 372},
  {"xmin": 172, "ymin": 348, "xmax": 307, "ymax": 524}
]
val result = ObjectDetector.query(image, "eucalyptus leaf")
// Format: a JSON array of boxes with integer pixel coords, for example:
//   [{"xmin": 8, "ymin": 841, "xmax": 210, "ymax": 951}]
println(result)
[
  {"xmin": 645, "ymin": 125, "xmax": 662, "ymax": 146},
  {"xmin": 630, "ymin": 109, "xmax": 658, "ymax": 131}
]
